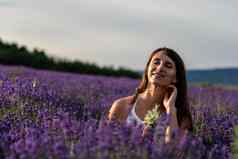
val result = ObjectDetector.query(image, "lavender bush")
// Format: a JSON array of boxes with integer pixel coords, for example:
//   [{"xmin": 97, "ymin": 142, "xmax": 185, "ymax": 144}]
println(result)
[{"xmin": 0, "ymin": 64, "xmax": 238, "ymax": 159}]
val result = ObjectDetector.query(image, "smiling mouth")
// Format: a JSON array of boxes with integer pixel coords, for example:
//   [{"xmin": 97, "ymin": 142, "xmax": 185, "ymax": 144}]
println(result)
[{"xmin": 152, "ymin": 73, "xmax": 165, "ymax": 79}]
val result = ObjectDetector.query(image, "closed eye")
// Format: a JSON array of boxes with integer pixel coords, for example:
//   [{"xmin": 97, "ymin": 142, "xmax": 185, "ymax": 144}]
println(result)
[
  {"xmin": 166, "ymin": 63, "xmax": 173, "ymax": 68},
  {"xmin": 152, "ymin": 59, "xmax": 161, "ymax": 65}
]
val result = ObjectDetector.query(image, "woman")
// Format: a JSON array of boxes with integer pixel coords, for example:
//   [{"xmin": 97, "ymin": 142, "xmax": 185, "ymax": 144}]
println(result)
[{"xmin": 108, "ymin": 47, "xmax": 193, "ymax": 143}]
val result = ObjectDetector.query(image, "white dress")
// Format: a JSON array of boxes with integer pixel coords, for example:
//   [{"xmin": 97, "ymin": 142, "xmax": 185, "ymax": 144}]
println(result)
[{"xmin": 126, "ymin": 99, "xmax": 144, "ymax": 126}]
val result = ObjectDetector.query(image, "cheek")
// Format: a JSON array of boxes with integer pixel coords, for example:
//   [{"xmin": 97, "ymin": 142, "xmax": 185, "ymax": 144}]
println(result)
[
  {"xmin": 148, "ymin": 65, "xmax": 155, "ymax": 71},
  {"xmin": 168, "ymin": 71, "xmax": 176, "ymax": 80},
  {"xmin": 147, "ymin": 66, "xmax": 154, "ymax": 75}
]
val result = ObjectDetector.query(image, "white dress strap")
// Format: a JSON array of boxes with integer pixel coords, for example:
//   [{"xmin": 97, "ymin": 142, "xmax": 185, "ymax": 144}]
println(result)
[{"xmin": 126, "ymin": 99, "xmax": 144, "ymax": 126}]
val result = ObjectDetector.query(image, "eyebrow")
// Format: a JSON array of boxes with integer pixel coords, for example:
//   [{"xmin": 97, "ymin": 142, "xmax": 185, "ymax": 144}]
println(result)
[
  {"xmin": 153, "ymin": 58, "xmax": 173, "ymax": 65},
  {"xmin": 165, "ymin": 61, "xmax": 173, "ymax": 65},
  {"xmin": 152, "ymin": 58, "xmax": 160, "ymax": 62}
]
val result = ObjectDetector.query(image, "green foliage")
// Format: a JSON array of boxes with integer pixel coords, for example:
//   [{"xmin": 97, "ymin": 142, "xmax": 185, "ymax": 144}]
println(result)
[
  {"xmin": 232, "ymin": 126, "xmax": 238, "ymax": 159},
  {"xmin": 0, "ymin": 105, "xmax": 21, "ymax": 120},
  {"xmin": 200, "ymin": 82, "xmax": 212, "ymax": 88},
  {"xmin": 0, "ymin": 37, "xmax": 140, "ymax": 78},
  {"xmin": 193, "ymin": 120, "xmax": 204, "ymax": 134},
  {"xmin": 144, "ymin": 104, "xmax": 160, "ymax": 128}
]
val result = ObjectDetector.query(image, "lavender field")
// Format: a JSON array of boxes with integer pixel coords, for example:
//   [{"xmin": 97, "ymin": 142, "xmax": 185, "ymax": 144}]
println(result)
[{"xmin": 0, "ymin": 64, "xmax": 238, "ymax": 159}]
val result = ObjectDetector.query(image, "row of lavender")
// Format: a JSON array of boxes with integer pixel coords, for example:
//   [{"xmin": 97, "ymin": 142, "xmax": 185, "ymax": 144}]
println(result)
[{"xmin": 0, "ymin": 64, "xmax": 237, "ymax": 159}]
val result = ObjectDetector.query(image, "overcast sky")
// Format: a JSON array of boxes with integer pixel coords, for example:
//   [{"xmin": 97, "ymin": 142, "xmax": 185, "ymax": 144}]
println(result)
[{"xmin": 0, "ymin": 0, "xmax": 237, "ymax": 70}]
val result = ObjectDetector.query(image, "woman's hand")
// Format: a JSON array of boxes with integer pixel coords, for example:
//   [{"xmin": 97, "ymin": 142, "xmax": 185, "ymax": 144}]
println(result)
[
  {"xmin": 163, "ymin": 85, "xmax": 179, "ymax": 143},
  {"xmin": 163, "ymin": 84, "xmax": 177, "ymax": 114},
  {"xmin": 142, "ymin": 125, "xmax": 150, "ymax": 137}
]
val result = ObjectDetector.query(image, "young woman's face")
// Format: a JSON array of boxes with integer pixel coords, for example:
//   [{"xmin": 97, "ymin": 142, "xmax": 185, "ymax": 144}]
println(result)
[{"xmin": 147, "ymin": 51, "xmax": 177, "ymax": 86}]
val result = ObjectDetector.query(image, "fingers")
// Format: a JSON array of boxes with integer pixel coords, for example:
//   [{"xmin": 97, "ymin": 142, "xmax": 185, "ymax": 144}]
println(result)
[
  {"xmin": 166, "ymin": 85, "xmax": 177, "ymax": 101},
  {"xmin": 168, "ymin": 85, "xmax": 177, "ymax": 93},
  {"xmin": 168, "ymin": 84, "xmax": 176, "ymax": 89},
  {"xmin": 163, "ymin": 84, "xmax": 177, "ymax": 107}
]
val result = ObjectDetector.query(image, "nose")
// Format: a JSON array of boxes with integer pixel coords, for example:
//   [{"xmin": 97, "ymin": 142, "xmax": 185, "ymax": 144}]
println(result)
[{"xmin": 155, "ymin": 62, "xmax": 165, "ymax": 72}]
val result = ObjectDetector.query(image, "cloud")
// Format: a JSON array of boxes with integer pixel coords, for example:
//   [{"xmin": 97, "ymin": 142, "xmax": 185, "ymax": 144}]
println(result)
[
  {"xmin": 0, "ymin": 0, "xmax": 237, "ymax": 70},
  {"xmin": 77, "ymin": 0, "xmax": 238, "ymax": 69},
  {"xmin": 0, "ymin": 1, "xmax": 15, "ymax": 7}
]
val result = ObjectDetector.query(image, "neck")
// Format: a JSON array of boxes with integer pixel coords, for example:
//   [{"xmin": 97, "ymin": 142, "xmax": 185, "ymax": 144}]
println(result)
[{"xmin": 140, "ymin": 84, "xmax": 167, "ymax": 108}]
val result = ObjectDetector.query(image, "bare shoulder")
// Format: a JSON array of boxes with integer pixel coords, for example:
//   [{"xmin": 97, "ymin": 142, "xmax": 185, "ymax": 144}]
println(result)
[
  {"xmin": 111, "ymin": 95, "xmax": 134, "ymax": 112},
  {"xmin": 108, "ymin": 96, "xmax": 134, "ymax": 121},
  {"xmin": 114, "ymin": 95, "xmax": 134, "ymax": 105}
]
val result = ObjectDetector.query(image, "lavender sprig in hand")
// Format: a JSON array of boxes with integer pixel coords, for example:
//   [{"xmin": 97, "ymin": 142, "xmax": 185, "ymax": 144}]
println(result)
[{"xmin": 143, "ymin": 104, "xmax": 161, "ymax": 128}]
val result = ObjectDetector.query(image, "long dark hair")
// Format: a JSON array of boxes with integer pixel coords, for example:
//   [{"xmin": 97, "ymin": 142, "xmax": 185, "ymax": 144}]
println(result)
[{"xmin": 131, "ymin": 47, "xmax": 193, "ymax": 131}]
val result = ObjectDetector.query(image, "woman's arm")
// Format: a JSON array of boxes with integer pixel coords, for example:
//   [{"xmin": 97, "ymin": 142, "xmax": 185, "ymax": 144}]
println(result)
[
  {"xmin": 108, "ymin": 99, "xmax": 123, "ymax": 122},
  {"xmin": 163, "ymin": 85, "xmax": 181, "ymax": 143},
  {"xmin": 108, "ymin": 97, "xmax": 132, "ymax": 122},
  {"xmin": 165, "ymin": 109, "xmax": 192, "ymax": 144},
  {"xmin": 165, "ymin": 106, "xmax": 179, "ymax": 143}
]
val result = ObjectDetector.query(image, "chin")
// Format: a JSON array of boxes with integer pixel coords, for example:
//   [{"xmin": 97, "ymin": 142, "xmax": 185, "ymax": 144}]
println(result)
[{"xmin": 150, "ymin": 80, "xmax": 165, "ymax": 86}]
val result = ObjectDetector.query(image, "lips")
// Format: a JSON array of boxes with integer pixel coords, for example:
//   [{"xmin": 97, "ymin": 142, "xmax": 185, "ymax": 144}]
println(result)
[{"xmin": 152, "ymin": 73, "xmax": 165, "ymax": 79}]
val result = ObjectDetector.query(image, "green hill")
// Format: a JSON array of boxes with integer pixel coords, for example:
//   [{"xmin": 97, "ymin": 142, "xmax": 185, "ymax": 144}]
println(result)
[
  {"xmin": 187, "ymin": 68, "xmax": 238, "ymax": 85},
  {"xmin": 0, "ymin": 37, "xmax": 140, "ymax": 78}
]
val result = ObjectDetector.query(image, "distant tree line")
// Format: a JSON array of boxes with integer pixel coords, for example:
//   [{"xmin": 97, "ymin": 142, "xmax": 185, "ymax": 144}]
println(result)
[{"xmin": 0, "ymin": 38, "xmax": 141, "ymax": 78}]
